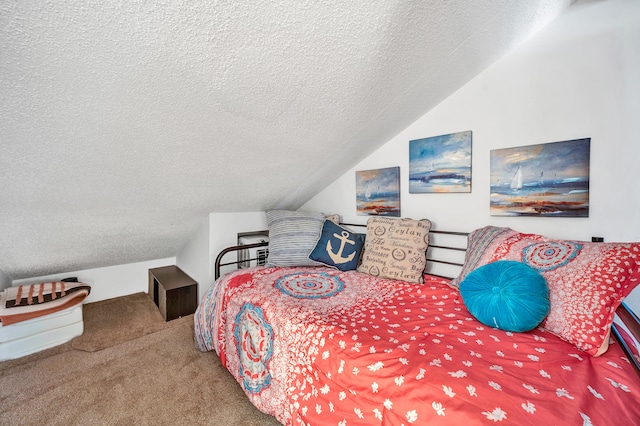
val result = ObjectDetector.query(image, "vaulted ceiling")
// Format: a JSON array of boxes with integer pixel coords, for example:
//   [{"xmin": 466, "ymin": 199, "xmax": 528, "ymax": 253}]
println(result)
[{"xmin": 0, "ymin": 0, "xmax": 572, "ymax": 279}]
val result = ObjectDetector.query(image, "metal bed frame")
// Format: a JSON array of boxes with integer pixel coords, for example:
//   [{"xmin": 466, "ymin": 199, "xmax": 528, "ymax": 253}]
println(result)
[
  {"xmin": 214, "ymin": 224, "xmax": 469, "ymax": 280},
  {"xmin": 213, "ymin": 223, "xmax": 640, "ymax": 375}
]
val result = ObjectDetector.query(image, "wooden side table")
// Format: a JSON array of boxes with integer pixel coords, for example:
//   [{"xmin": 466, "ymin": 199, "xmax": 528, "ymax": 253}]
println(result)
[{"xmin": 148, "ymin": 266, "xmax": 198, "ymax": 321}]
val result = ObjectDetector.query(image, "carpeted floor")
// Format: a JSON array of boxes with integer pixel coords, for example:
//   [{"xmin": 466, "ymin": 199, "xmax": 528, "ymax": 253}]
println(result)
[
  {"xmin": 72, "ymin": 292, "xmax": 171, "ymax": 352},
  {"xmin": 0, "ymin": 293, "xmax": 281, "ymax": 425}
]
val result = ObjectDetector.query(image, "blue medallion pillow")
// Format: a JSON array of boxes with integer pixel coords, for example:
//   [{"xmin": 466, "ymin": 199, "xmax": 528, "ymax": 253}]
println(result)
[
  {"xmin": 309, "ymin": 220, "xmax": 365, "ymax": 271},
  {"xmin": 459, "ymin": 260, "xmax": 550, "ymax": 332}
]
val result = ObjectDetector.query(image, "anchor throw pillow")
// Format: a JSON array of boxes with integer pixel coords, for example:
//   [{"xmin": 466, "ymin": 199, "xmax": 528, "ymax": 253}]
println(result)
[
  {"xmin": 309, "ymin": 220, "xmax": 365, "ymax": 271},
  {"xmin": 357, "ymin": 217, "xmax": 432, "ymax": 283}
]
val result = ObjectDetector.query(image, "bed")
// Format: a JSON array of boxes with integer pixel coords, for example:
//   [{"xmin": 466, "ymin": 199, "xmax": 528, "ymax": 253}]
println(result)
[{"xmin": 195, "ymin": 211, "xmax": 640, "ymax": 425}]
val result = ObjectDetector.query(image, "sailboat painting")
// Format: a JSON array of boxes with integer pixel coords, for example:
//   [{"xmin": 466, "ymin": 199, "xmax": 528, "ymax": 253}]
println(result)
[
  {"xmin": 409, "ymin": 131, "xmax": 472, "ymax": 193},
  {"xmin": 490, "ymin": 138, "xmax": 590, "ymax": 217},
  {"xmin": 356, "ymin": 167, "xmax": 401, "ymax": 216}
]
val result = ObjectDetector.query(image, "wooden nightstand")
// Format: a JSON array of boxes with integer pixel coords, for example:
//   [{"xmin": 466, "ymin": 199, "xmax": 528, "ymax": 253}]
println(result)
[{"xmin": 148, "ymin": 266, "xmax": 198, "ymax": 321}]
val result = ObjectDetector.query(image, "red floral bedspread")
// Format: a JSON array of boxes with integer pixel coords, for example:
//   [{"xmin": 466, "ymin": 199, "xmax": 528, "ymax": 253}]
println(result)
[{"xmin": 194, "ymin": 266, "xmax": 640, "ymax": 425}]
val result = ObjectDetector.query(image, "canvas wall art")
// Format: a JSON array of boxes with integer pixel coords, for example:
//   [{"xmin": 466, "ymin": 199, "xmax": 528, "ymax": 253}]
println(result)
[
  {"xmin": 356, "ymin": 166, "xmax": 400, "ymax": 216},
  {"xmin": 409, "ymin": 130, "xmax": 472, "ymax": 193},
  {"xmin": 490, "ymin": 138, "xmax": 590, "ymax": 217}
]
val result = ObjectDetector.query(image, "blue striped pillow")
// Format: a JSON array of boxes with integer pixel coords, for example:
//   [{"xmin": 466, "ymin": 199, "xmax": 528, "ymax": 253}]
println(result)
[{"xmin": 265, "ymin": 210, "xmax": 325, "ymax": 267}]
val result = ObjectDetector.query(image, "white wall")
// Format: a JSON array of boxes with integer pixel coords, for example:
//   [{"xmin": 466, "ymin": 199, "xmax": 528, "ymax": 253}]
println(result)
[
  {"xmin": 303, "ymin": 0, "xmax": 639, "ymax": 239},
  {"xmin": 302, "ymin": 0, "xmax": 640, "ymax": 311},
  {"xmin": 206, "ymin": 212, "xmax": 267, "ymax": 298},
  {"xmin": 177, "ymin": 211, "xmax": 267, "ymax": 301},
  {"xmin": 11, "ymin": 257, "xmax": 175, "ymax": 303},
  {"xmin": 176, "ymin": 216, "xmax": 211, "ymax": 302},
  {"xmin": 0, "ymin": 269, "xmax": 10, "ymax": 291},
  {"xmin": 8, "ymin": 212, "xmax": 267, "ymax": 305}
]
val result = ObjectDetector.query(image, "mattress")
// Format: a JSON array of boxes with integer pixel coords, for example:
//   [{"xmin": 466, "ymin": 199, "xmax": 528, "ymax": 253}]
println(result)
[
  {"xmin": 195, "ymin": 266, "xmax": 640, "ymax": 425},
  {"xmin": 0, "ymin": 305, "xmax": 84, "ymax": 361}
]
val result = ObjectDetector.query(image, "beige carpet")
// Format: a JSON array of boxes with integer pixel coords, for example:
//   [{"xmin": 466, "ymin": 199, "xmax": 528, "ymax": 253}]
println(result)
[
  {"xmin": 72, "ymin": 292, "xmax": 170, "ymax": 352},
  {"xmin": 0, "ymin": 293, "xmax": 282, "ymax": 425}
]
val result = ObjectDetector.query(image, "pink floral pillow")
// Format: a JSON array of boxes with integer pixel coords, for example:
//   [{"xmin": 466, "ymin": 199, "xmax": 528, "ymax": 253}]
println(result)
[{"xmin": 453, "ymin": 226, "xmax": 640, "ymax": 356}]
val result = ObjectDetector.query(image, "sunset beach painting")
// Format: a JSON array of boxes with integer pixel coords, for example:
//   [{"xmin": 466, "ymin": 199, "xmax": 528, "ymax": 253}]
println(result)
[
  {"xmin": 490, "ymin": 138, "xmax": 590, "ymax": 217},
  {"xmin": 409, "ymin": 131, "xmax": 472, "ymax": 193},
  {"xmin": 356, "ymin": 167, "xmax": 400, "ymax": 216}
]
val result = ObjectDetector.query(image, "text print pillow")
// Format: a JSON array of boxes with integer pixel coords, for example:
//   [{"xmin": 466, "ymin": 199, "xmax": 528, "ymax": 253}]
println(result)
[{"xmin": 357, "ymin": 217, "xmax": 432, "ymax": 283}]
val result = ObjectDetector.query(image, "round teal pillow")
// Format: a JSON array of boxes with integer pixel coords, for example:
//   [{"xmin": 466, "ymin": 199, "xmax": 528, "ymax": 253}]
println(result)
[{"xmin": 459, "ymin": 260, "xmax": 550, "ymax": 332}]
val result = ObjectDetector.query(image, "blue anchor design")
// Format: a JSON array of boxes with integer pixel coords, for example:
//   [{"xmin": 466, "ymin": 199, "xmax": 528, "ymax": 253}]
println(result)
[{"xmin": 326, "ymin": 231, "xmax": 356, "ymax": 264}]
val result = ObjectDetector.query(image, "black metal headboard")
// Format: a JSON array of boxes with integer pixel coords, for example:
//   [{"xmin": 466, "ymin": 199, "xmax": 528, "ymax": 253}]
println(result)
[{"xmin": 214, "ymin": 223, "xmax": 469, "ymax": 280}]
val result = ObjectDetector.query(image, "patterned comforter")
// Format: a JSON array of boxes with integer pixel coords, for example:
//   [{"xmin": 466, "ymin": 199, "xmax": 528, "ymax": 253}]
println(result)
[{"xmin": 194, "ymin": 266, "xmax": 640, "ymax": 425}]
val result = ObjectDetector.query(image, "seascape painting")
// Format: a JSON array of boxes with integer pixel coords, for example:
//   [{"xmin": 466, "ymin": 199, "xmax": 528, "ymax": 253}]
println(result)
[
  {"xmin": 409, "ymin": 131, "xmax": 472, "ymax": 193},
  {"xmin": 490, "ymin": 138, "xmax": 590, "ymax": 217},
  {"xmin": 356, "ymin": 167, "xmax": 400, "ymax": 216}
]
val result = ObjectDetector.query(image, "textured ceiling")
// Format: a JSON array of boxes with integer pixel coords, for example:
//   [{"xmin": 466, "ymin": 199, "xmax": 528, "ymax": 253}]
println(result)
[{"xmin": 0, "ymin": 0, "xmax": 571, "ymax": 280}]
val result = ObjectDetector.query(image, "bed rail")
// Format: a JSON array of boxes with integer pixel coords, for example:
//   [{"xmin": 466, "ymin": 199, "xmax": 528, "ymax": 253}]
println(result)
[
  {"xmin": 612, "ymin": 302, "xmax": 640, "ymax": 376},
  {"xmin": 214, "ymin": 224, "xmax": 469, "ymax": 280},
  {"xmin": 215, "ymin": 241, "xmax": 269, "ymax": 280}
]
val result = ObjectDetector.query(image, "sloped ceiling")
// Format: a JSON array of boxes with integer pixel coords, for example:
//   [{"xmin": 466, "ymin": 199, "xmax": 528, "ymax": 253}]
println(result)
[{"xmin": 0, "ymin": 0, "xmax": 571, "ymax": 280}]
